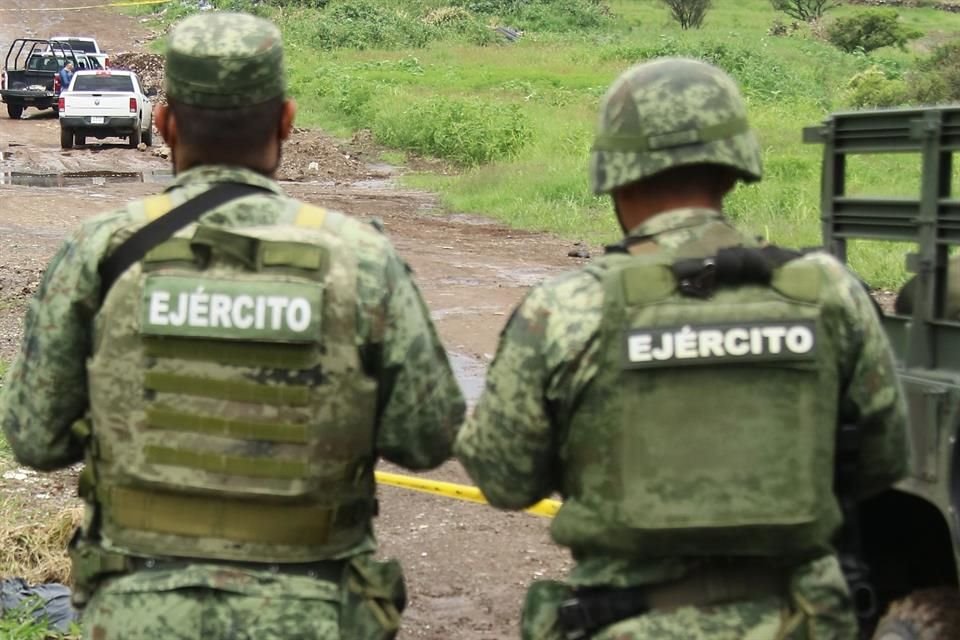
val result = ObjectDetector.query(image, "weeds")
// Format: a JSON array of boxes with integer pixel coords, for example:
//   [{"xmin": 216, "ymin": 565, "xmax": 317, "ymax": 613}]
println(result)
[
  {"xmin": 375, "ymin": 98, "xmax": 531, "ymax": 165},
  {"xmin": 0, "ymin": 601, "xmax": 80, "ymax": 640}
]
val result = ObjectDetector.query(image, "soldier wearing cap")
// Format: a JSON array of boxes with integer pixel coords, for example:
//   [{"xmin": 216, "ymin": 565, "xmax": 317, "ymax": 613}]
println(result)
[
  {"xmin": 455, "ymin": 58, "xmax": 908, "ymax": 639},
  {"xmin": 0, "ymin": 11, "xmax": 464, "ymax": 639}
]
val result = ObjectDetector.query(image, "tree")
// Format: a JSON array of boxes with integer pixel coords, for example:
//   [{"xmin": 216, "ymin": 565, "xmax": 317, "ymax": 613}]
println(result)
[
  {"xmin": 769, "ymin": 0, "xmax": 839, "ymax": 22},
  {"xmin": 661, "ymin": 0, "xmax": 712, "ymax": 30},
  {"xmin": 827, "ymin": 10, "xmax": 921, "ymax": 54}
]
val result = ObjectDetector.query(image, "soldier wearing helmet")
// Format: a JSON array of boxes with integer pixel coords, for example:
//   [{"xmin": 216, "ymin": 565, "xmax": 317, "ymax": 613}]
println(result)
[
  {"xmin": 456, "ymin": 58, "xmax": 908, "ymax": 639},
  {"xmin": 0, "ymin": 11, "xmax": 465, "ymax": 639}
]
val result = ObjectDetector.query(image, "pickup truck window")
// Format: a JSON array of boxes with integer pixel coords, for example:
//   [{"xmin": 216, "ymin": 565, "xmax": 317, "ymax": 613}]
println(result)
[
  {"xmin": 56, "ymin": 40, "xmax": 97, "ymax": 53},
  {"xmin": 27, "ymin": 56, "xmax": 61, "ymax": 72},
  {"xmin": 72, "ymin": 75, "xmax": 134, "ymax": 92}
]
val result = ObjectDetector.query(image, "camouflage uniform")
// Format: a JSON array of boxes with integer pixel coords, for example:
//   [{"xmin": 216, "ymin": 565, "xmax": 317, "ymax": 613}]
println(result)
[
  {"xmin": 455, "ymin": 59, "xmax": 908, "ymax": 639},
  {"xmin": 0, "ymin": 12, "xmax": 464, "ymax": 640}
]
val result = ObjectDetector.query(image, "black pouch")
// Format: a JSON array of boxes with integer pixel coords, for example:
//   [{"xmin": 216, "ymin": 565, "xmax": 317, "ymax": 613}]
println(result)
[
  {"xmin": 340, "ymin": 555, "xmax": 407, "ymax": 640},
  {"xmin": 521, "ymin": 580, "xmax": 574, "ymax": 640}
]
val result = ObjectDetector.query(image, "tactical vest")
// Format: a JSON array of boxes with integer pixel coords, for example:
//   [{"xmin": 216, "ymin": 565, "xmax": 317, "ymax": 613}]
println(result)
[
  {"xmin": 550, "ymin": 245, "xmax": 844, "ymax": 559},
  {"xmin": 83, "ymin": 200, "xmax": 378, "ymax": 563}
]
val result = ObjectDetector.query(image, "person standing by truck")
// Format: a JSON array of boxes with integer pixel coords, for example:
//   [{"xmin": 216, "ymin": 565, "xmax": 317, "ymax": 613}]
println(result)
[{"xmin": 57, "ymin": 61, "xmax": 74, "ymax": 92}]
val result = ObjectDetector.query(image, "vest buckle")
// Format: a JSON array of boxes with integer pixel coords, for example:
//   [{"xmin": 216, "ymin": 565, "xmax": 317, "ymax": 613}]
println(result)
[{"xmin": 675, "ymin": 258, "xmax": 717, "ymax": 299}]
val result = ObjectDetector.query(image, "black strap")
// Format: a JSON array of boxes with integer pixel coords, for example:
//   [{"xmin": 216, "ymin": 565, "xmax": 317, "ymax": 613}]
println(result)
[
  {"xmin": 557, "ymin": 586, "xmax": 650, "ymax": 640},
  {"xmin": 672, "ymin": 245, "xmax": 806, "ymax": 299},
  {"xmin": 97, "ymin": 183, "xmax": 268, "ymax": 303}
]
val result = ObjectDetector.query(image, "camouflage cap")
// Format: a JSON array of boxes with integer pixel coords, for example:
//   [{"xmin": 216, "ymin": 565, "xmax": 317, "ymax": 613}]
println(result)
[
  {"xmin": 590, "ymin": 58, "xmax": 762, "ymax": 195},
  {"xmin": 165, "ymin": 12, "xmax": 285, "ymax": 109}
]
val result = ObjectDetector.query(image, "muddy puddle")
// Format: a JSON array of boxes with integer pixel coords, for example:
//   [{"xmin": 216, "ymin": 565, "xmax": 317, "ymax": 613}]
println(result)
[
  {"xmin": 0, "ymin": 169, "xmax": 173, "ymax": 188},
  {"xmin": 448, "ymin": 353, "xmax": 487, "ymax": 406}
]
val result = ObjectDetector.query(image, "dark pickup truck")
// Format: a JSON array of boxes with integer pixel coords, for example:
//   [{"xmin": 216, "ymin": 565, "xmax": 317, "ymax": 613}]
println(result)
[{"xmin": 0, "ymin": 39, "xmax": 81, "ymax": 119}]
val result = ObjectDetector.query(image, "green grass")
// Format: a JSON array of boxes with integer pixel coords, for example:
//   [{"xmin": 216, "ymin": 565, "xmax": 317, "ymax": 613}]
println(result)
[
  {"xmin": 0, "ymin": 605, "xmax": 80, "ymax": 640},
  {"xmin": 130, "ymin": 0, "xmax": 960, "ymax": 287}
]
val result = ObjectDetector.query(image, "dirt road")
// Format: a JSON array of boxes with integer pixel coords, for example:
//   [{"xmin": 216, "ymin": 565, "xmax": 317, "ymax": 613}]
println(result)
[{"xmin": 0, "ymin": 1, "xmax": 589, "ymax": 637}]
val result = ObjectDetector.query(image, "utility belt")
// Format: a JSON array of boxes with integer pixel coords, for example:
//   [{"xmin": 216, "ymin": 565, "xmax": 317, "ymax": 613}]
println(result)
[
  {"xmin": 556, "ymin": 563, "xmax": 789, "ymax": 640},
  {"xmin": 69, "ymin": 532, "xmax": 345, "ymax": 601}
]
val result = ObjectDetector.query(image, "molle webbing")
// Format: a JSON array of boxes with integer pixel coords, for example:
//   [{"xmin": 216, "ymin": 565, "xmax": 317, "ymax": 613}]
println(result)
[
  {"xmin": 145, "ymin": 406, "xmax": 308, "ymax": 443},
  {"xmin": 104, "ymin": 486, "xmax": 368, "ymax": 545},
  {"xmin": 144, "ymin": 370, "xmax": 311, "ymax": 406},
  {"xmin": 143, "ymin": 445, "xmax": 309, "ymax": 479},
  {"xmin": 143, "ymin": 337, "xmax": 317, "ymax": 369}
]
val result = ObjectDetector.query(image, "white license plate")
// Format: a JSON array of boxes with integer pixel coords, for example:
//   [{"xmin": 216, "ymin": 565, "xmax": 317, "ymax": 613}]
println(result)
[{"xmin": 90, "ymin": 116, "xmax": 104, "ymax": 124}]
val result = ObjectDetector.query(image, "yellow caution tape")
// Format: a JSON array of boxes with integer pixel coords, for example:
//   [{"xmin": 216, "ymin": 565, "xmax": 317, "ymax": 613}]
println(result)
[
  {"xmin": 375, "ymin": 471, "xmax": 561, "ymax": 518},
  {"xmin": 0, "ymin": 0, "xmax": 169, "ymax": 11}
]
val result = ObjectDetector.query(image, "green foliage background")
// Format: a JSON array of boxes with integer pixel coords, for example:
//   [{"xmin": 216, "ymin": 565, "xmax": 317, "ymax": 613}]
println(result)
[{"xmin": 133, "ymin": 0, "xmax": 960, "ymax": 287}]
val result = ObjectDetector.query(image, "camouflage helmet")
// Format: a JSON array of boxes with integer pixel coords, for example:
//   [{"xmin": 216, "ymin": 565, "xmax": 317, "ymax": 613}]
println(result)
[
  {"xmin": 165, "ymin": 12, "xmax": 285, "ymax": 109},
  {"xmin": 590, "ymin": 58, "xmax": 762, "ymax": 195}
]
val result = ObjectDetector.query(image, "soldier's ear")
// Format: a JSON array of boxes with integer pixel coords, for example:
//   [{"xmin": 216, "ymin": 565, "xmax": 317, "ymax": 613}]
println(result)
[
  {"xmin": 155, "ymin": 104, "xmax": 177, "ymax": 148},
  {"xmin": 279, "ymin": 99, "xmax": 296, "ymax": 142}
]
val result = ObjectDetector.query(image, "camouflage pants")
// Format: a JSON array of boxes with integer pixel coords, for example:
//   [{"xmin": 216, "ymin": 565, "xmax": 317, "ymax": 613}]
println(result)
[
  {"xmin": 522, "ymin": 555, "xmax": 858, "ymax": 640},
  {"xmin": 80, "ymin": 556, "xmax": 405, "ymax": 640}
]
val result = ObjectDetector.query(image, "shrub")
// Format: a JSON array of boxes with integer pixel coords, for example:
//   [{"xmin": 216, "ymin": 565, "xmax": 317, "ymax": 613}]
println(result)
[
  {"xmin": 309, "ymin": 0, "xmax": 434, "ymax": 50},
  {"xmin": 453, "ymin": 0, "xmax": 610, "ymax": 32},
  {"xmin": 826, "ymin": 10, "xmax": 921, "ymax": 54},
  {"xmin": 373, "ymin": 97, "xmax": 532, "ymax": 165},
  {"xmin": 844, "ymin": 66, "xmax": 909, "ymax": 108},
  {"xmin": 770, "ymin": 0, "xmax": 838, "ymax": 22},
  {"xmin": 661, "ymin": 0, "xmax": 711, "ymax": 30},
  {"xmin": 768, "ymin": 18, "xmax": 800, "ymax": 36},
  {"xmin": 910, "ymin": 40, "xmax": 960, "ymax": 103},
  {"xmin": 599, "ymin": 37, "xmax": 800, "ymax": 101}
]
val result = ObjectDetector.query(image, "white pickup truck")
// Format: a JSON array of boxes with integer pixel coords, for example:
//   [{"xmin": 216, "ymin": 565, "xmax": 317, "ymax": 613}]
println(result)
[{"xmin": 58, "ymin": 69, "xmax": 154, "ymax": 150}]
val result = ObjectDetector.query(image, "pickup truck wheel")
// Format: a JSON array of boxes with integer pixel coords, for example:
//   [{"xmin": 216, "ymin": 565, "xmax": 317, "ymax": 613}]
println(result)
[
  {"xmin": 7, "ymin": 104, "xmax": 23, "ymax": 119},
  {"xmin": 60, "ymin": 127, "xmax": 74, "ymax": 150},
  {"xmin": 143, "ymin": 118, "xmax": 153, "ymax": 147},
  {"xmin": 128, "ymin": 126, "xmax": 141, "ymax": 149},
  {"xmin": 75, "ymin": 134, "xmax": 86, "ymax": 147},
  {"xmin": 873, "ymin": 588, "xmax": 960, "ymax": 640}
]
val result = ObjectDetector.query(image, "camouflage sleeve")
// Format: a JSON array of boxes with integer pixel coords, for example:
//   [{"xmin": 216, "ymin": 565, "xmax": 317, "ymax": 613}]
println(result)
[
  {"xmin": 455, "ymin": 285, "xmax": 564, "ymax": 510},
  {"xmin": 456, "ymin": 271, "xmax": 603, "ymax": 510},
  {"xmin": 829, "ymin": 263, "xmax": 909, "ymax": 498},
  {"xmin": 375, "ymin": 253, "xmax": 465, "ymax": 470},
  {"xmin": 0, "ymin": 222, "xmax": 109, "ymax": 470}
]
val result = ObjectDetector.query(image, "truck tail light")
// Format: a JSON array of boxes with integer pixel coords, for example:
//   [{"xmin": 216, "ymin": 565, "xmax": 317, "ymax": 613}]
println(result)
[
  {"xmin": 104, "ymin": 57, "xmax": 109, "ymax": 68},
  {"xmin": 58, "ymin": 96, "xmax": 65, "ymax": 112},
  {"xmin": 129, "ymin": 97, "xmax": 137, "ymax": 113},
  {"xmin": 53, "ymin": 75, "xmax": 61, "ymax": 94}
]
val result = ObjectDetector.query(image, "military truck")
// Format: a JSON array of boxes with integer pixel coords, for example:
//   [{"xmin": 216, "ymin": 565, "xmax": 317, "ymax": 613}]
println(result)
[
  {"xmin": 0, "ymin": 39, "xmax": 80, "ymax": 119},
  {"xmin": 805, "ymin": 107, "xmax": 960, "ymax": 638}
]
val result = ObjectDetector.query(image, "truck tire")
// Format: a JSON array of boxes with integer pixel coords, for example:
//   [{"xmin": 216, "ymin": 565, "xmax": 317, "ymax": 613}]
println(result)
[
  {"xmin": 75, "ymin": 134, "xmax": 86, "ymax": 146},
  {"xmin": 7, "ymin": 104, "xmax": 23, "ymax": 119},
  {"xmin": 60, "ymin": 127, "xmax": 74, "ymax": 150},
  {"xmin": 143, "ymin": 117, "xmax": 153, "ymax": 147},
  {"xmin": 873, "ymin": 588, "xmax": 960, "ymax": 640},
  {"xmin": 128, "ymin": 126, "xmax": 141, "ymax": 149}
]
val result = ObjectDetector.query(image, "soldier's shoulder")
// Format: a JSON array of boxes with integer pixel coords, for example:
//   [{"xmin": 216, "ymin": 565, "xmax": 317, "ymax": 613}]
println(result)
[
  {"xmin": 511, "ymin": 267, "xmax": 604, "ymax": 347},
  {"xmin": 528, "ymin": 267, "xmax": 605, "ymax": 311}
]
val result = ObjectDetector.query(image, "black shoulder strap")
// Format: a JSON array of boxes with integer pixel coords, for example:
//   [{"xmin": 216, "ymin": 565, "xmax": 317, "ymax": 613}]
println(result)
[{"xmin": 97, "ymin": 183, "xmax": 268, "ymax": 303}]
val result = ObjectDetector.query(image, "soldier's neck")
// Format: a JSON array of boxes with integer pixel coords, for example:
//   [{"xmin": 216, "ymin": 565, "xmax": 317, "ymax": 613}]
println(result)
[
  {"xmin": 173, "ymin": 145, "xmax": 280, "ymax": 178},
  {"xmin": 614, "ymin": 192, "xmax": 725, "ymax": 236}
]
